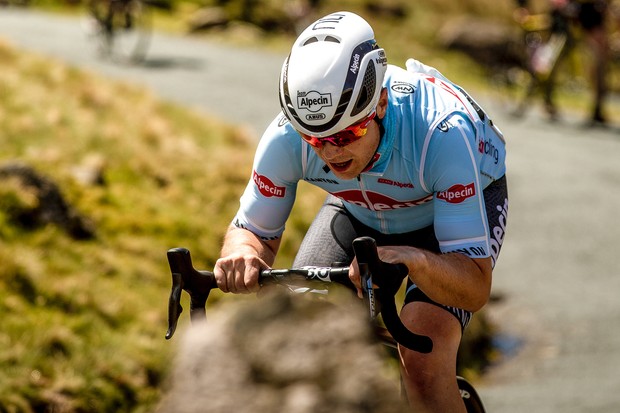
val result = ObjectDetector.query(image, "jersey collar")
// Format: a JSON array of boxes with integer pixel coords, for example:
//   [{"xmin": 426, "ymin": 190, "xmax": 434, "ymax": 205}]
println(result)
[{"xmin": 362, "ymin": 106, "xmax": 395, "ymax": 175}]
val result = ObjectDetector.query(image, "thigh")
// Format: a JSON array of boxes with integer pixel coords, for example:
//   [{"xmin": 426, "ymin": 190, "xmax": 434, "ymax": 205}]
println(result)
[{"xmin": 293, "ymin": 195, "xmax": 359, "ymax": 267}]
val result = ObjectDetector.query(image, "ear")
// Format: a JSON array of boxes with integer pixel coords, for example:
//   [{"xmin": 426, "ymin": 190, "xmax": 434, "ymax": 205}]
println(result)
[{"xmin": 376, "ymin": 88, "xmax": 388, "ymax": 119}]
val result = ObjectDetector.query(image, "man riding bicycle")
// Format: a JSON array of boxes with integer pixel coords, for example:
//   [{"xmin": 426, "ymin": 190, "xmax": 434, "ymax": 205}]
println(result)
[{"xmin": 214, "ymin": 11, "xmax": 508, "ymax": 412}]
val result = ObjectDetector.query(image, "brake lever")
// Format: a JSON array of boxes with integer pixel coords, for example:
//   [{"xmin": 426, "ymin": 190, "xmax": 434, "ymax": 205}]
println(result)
[
  {"xmin": 165, "ymin": 248, "xmax": 215, "ymax": 340},
  {"xmin": 352, "ymin": 236, "xmax": 433, "ymax": 354}
]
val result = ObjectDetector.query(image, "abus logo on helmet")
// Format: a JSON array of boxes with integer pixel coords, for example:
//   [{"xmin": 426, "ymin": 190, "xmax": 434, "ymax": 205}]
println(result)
[
  {"xmin": 306, "ymin": 113, "xmax": 326, "ymax": 121},
  {"xmin": 297, "ymin": 91, "xmax": 333, "ymax": 113},
  {"xmin": 437, "ymin": 183, "xmax": 476, "ymax": 204},
  {"xmin": 253, "ymin": 171, "xmax": 285, "ymax": 198}
]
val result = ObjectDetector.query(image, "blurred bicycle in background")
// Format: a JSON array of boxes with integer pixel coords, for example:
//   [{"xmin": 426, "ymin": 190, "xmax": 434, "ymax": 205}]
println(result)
[{"xmin": 86, "ymin": 0, "xmax": 152, "ymax": 63}]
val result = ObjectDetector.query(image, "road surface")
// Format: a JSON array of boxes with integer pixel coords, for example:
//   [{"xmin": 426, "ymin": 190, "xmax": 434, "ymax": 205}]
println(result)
[{"xmin": 1, "ymin": 8, "xmax": 620, "ymax": 412}]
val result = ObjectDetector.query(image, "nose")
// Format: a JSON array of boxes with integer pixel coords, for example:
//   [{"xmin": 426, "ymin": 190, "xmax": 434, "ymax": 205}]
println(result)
[{"xmin": 320, "ymin": 142, "xmax": 344, "ymax": 159}]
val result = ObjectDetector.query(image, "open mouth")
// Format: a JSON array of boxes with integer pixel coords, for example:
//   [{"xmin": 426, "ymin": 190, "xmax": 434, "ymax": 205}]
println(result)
[{"xmin": 330, "ymin": 160, "xmax": 353, "ymax": 172}]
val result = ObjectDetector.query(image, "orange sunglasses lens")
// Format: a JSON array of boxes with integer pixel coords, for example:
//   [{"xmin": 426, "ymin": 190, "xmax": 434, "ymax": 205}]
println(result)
[{"xmin": 300, "ymin": 111, "xmax": 376, "ymax": 148}]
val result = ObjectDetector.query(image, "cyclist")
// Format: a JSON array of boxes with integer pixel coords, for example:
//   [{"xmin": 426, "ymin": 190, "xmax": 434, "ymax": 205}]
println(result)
[
  {"xmin": 516, "ymin": 0, "xmax": 610, "ymax": 124},
  {"xmin": 213, "ymin": 11, "xmax": 508, "ymax": 412},
  {"xmin": 576, "ymin": 0, "xmax": 610, "ymax": 125},
  {"xmin": 514, "ymin": 0, "xmax": 577, "ymax": 119}
]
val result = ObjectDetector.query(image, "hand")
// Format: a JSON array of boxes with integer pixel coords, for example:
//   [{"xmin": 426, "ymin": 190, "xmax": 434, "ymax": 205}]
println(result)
[
  {"xmin": 213, "ymin": 253, "xmax": 267, "ymax": 294},
  {"xmin": 348, "ymin": 257, "xmax": 364, "ymax": 299},
  {"xmin": 348, "ymin": 246, "xmax": 414, "ymax": 298}
]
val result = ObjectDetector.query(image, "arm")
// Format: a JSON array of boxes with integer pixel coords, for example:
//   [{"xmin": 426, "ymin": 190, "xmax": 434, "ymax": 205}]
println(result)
[
  {"xmin": 214, "ymin": 225, "xmax": 282, "ymax": 294},
  {"xmin": 213, "ymin": 116, "xmax": 302, "ymax": 294},
  {"xmin": 419, "ymin": 112, "xmax": 494, "ymax": 312},
  {"xmin": 378, "ymin": 247, "xmax": 491, "ymax": 312}
]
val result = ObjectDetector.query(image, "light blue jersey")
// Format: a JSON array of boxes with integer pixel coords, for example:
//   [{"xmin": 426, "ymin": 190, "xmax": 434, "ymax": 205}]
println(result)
[{"xmin": 233, "ymin": 62, "xmax": 506, "ymax": 259}]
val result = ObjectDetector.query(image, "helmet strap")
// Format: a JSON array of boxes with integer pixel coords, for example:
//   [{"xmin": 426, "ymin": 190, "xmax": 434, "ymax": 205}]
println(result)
[{"xmin": 375, "ymin": 112, "xmax": 386, "ymax": 140}]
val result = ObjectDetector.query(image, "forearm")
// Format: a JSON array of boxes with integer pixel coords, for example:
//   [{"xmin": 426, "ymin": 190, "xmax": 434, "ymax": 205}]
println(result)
[
  {"xmin": 220, "ymin": 225, "xmax": 280, "ymax": 267},
  {"xmin": 399, "ymin": 249, "xmax": 492, "ymax": 312}
]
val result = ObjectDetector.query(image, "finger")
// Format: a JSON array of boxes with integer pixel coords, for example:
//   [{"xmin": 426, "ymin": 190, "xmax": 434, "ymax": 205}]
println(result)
[
  {"xmin": 214, "ymin": 259, "xmax": 230, "ymax": 293},
  {"xmin": 235, "ymin": 257, "xmax": 258, "ymax": 294},
  {"xmin": 226, "ymin": 260, "xmax": 243, "ymax": 294},
  {"xmin": 234, "ymin": 267, "xmax": 251, "ymax": 294},
  {"xmin": 245, "ymin": 265, "xmax": 261, "ymax": 293},
  {"xmin": 348, "ymin": 259, "xmax": 361, "ymax": 288}
]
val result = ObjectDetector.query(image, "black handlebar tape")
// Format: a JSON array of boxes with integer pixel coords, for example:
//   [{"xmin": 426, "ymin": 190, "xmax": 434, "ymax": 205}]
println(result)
[
  {"xmin": 351, "ymin": 237, "xmax": 433, "ymax": 354},
  {"xmin": 165, "ymin": 270, "xmax": 184, "ymax": 340},
  {"xmin": 165, "ymin": 248, "xmax": 215, "ymax": 339}
]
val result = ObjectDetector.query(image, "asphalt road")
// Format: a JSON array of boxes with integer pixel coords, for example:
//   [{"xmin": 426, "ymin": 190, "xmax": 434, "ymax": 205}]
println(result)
[{"xmin": 2, "ymin": 8, "xmax": 620, "ymax": 412}]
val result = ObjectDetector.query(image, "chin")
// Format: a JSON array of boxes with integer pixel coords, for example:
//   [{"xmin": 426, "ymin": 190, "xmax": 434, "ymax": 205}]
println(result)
[{"xmin": 331, "ymin": 169, "xmax": 358, "ymax": 180}]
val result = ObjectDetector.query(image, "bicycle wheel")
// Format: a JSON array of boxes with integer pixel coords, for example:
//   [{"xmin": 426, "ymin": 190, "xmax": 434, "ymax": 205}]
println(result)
[{"xmin": 457, "ymin": 376, "xmax": 486, "ymax": 413}]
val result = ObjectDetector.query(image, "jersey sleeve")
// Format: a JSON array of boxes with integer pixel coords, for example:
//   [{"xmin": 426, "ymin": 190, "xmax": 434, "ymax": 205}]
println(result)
[
  {"xmin": 423, "ymin": 113, "xmax": 491, "ymax": 259},
  {"xmin": 232, "ymin": 116, "xmax": 303, "ymax": 240}
]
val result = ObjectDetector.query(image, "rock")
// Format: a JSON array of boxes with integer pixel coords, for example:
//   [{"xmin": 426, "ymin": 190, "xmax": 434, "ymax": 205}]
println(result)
[
  {"xmin": 156, "ymin": 289, "xmax": 406, "ymax": 413},
  {"xmin": 0, "ymin": 162, "xmax": 95, "ymax": 239}
]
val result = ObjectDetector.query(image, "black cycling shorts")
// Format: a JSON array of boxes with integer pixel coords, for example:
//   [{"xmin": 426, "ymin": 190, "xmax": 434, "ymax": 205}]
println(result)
[{"xmin": 293, "ymin": 175, "xmax": 509, "ymax": 331}]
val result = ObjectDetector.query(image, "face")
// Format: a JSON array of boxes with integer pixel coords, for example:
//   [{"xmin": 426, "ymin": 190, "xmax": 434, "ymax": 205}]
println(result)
[{"xmin": 305, "ymin": 89, "xmax": 388, "ymax": 180}]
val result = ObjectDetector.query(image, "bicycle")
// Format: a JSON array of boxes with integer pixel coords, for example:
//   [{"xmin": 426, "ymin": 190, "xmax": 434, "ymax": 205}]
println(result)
[
  {"xmin": 87, "ymin": 0, "xmax": 152, "ymax": 63},
  {"xmin": 164, "ymin": 236, "xmax": 487, "ymax": 413}
]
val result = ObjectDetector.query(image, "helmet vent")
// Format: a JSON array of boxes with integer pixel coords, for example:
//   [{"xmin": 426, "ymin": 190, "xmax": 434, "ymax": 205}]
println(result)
[
  {"xmin": 351, "ymin": 61, "xmax": 376, "ymax": 117},
  {"xmin": 302, "ymin": 37, "xmax": 319, "ymax": 46},
  {"xmin": 324, "ymin": 35, "xmax": 340, "ymax": 43}
]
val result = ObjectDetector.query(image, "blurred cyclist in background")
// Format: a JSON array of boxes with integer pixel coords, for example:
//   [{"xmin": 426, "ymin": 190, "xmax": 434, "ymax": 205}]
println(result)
[{"xmin": 515, "ymin": 0, "xmax": 610, "ymax": 125}]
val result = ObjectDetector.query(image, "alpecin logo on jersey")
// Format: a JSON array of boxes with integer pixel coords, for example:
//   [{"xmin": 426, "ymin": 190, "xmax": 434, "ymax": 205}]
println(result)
[
  {"xmin": 437, "ymin": 183, "xmax": 475, "ymax": 204},
  {"xmin": 377, "ymin": 178, "xmax": 414, "ymax": 189},
  {"xmin": 331, "ymin": 190, "xmax": 432, "ymax": 211},
  {"xmin": 253, "ymin": 171, "xmax": 285, "ymax": 198},
  {"xmin": 297, "ymin": 91, "xmax": 333, "ymax": 113}
]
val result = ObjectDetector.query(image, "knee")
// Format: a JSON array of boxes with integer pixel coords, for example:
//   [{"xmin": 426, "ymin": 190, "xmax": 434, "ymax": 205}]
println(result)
[{"xmin": 399, "ymin": 346, "xmax": 453, "ymax": 392}]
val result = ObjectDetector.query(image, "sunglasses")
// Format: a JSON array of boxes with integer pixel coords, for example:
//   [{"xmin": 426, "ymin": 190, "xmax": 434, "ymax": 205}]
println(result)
[{"xmin": 299, "ymin": 111, "xmax": 377, "ymax": 148}]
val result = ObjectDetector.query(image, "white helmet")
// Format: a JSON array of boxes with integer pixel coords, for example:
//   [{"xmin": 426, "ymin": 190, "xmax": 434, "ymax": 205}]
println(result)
[{"xmin": 279, "ymin": 11, "xmax": 387, "ymax": 137}]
